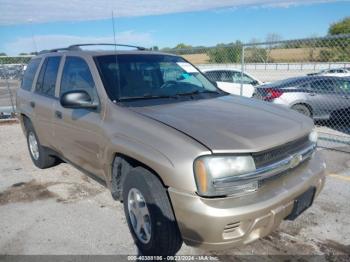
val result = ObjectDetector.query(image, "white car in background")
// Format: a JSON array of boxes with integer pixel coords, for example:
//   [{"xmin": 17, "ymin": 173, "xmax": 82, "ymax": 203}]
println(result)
[
  {"xmin": 308, "ymin": 67, "xmax": 350, "ymax": 77},
  {"xmin": 201, "ymin": 68, "xmax": 262, "ymax": 97}
]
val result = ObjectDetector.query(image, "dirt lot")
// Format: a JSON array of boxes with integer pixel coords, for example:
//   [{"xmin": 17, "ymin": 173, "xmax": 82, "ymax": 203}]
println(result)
[{"xmin": 0, "ymin": 122, "xmax": 350, "ymax": 260}]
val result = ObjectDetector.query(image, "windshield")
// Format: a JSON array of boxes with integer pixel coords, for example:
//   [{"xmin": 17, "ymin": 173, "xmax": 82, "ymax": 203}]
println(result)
[{"xmin": 94, "ymin": 54, "xmax": 221, "ymax": 102}]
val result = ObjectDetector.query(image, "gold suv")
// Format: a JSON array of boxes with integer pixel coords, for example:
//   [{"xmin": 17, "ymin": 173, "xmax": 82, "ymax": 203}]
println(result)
[{"xmin": 16, "ymin": 44, "xmax": 325, "ymax": 255}]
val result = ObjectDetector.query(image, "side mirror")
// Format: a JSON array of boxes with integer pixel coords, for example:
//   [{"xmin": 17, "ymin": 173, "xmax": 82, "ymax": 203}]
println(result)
[{"xmin": 60, "ymin": 90, "xmax": 98, "ymax": 109}]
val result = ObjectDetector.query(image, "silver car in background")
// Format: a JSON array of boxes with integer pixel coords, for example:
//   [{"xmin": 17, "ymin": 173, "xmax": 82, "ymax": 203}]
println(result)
[
  {"xmin": 253, "ymin": 76, "xmax": 350, "ymax": 122},
  {"xmin": 307, "ymin": 67, "xmax": 350, "ymax": 77}
]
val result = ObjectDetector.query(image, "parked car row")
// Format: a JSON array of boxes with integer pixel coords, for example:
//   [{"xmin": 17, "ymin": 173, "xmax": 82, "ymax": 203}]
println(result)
[
  {"xmin": 202, "ymin": 67, "xmax": 350, "ymax": 124},
  {"xmin": 307, "ymin": 67, "xmax": 350, "ymax": 77},
  {"xmin": 253, "ymin": 76, "xmax": 350, "ymax": 122},
  {"xmin": 0, "ymin": 64, "xmax": 26, "ymax": 80}
]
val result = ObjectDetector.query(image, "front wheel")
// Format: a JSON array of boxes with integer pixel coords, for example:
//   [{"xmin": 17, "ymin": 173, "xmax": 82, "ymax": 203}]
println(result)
[{"xmin": 122, "ymin": 167, "xmax": 183, "ymax": 256}]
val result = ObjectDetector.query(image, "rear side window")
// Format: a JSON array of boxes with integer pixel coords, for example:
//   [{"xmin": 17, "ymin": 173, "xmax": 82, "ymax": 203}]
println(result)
[
  {"xmin": 21, "ymin": 58, "xmax": 41, "ymax": 91},
  {"xmin": 60, "ymin": 57, "xmax": 96, "ymax": 97},
  {"xmin": 35, "ymin": 56, "xmax": 61, "ymax": 97},
  {"xmin": 310, "ymin": 79, "xmax": 335, "ymax": 91}
]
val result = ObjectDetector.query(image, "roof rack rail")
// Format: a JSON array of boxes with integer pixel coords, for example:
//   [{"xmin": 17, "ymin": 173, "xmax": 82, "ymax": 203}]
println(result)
[
  {"xmin": 38, "ymin": 43, "xmax": 147, "ymax": 54},
  {"xmin": 68, "ymin": 43, "xmax": 147, "ymax": 51},
  {"xmin": 38, "ymin": 47, "xmax": 68, "ymax": 54}
]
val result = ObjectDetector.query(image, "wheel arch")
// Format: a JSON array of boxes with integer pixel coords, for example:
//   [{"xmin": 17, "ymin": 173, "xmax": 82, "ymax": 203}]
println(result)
[
  {"xmin": 110, "ymin": 153, "xmax": 167, "ymax": 201},
  {"xmin": 19, "ymin": 113, "xmax": 31, "ymax": 134},
  {"xmin": 291, "ymin": 102, "xmax": 313, "ymax": 117}
]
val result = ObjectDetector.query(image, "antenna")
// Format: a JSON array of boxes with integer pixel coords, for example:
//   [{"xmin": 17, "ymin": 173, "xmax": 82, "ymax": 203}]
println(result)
[
  {"xmin": 111, "ymin": 11, "xmax": 117, "ymax": 51},
  {"xmin": 111, "ymin": 10, "xmax": 120, "ymax": 103},
  {"xmin": 28, "ymin": 19, "xmax": 38, "ymax": 54}
]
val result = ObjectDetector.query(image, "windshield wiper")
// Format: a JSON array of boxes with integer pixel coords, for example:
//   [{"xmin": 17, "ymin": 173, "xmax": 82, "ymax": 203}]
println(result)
[
  {"xmin": 175, "ymin": 90, "xmax": 221, "ymax": 96},
  {"xmin": 118, "ymin": 94, "xmax": 178, "ymax": 101},
  {"xmin": 118, "ymin": 90, "xmax": 222, "ymax": 102}
]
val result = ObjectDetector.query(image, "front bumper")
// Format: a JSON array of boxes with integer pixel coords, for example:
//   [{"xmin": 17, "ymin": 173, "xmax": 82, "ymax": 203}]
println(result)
[{"xmin": 168, "ymin": 151, "xmax": 326, "ymax": 250}]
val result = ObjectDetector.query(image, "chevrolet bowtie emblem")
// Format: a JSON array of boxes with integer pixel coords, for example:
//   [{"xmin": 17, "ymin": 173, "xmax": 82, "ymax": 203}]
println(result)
[{"xmin": 290, "ymin": 154, "xmax": 302, "ymax": 169}]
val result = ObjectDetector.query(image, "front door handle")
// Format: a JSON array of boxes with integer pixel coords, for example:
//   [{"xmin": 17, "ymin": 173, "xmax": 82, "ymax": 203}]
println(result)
[
  {"xmin": 55, "ymin": 110, "xmax": 62, "ymax": 119},
  {"xmin": 30, "ymin": 101, "xmax": 35, "ymax": 108},
  {"xmin": 308, "ymin": 93, "xmax": 316, "ymax": 96}
]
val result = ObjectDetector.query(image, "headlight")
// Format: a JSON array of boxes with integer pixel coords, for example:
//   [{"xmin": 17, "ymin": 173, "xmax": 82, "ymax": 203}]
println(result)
[
  {"xmin": 309, "ymin": 130, "xmax": 318, "ymax": 144},
  {"xmin": 194, "ymin": 155, "xmax": 257, "ymax": 197}
]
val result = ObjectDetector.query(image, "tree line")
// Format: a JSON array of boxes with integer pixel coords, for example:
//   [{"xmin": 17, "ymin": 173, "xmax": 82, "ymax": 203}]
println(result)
[{"xmin": 159, "ymin": 17, "xmax": 350, "ymax": 63}]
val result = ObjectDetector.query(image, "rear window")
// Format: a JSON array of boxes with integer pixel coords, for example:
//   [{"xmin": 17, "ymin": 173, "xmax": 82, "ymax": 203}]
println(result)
[
  {"xmin": 266, "ymin": 77, "xmax": 308, "ymax": 88},
  {"xmin": 21, "ymin": 58, "xmax": 41, "ymax": 91},
  {"xmin": 35, "ymin": 56, "xmax": 61, "ymax": 97}
]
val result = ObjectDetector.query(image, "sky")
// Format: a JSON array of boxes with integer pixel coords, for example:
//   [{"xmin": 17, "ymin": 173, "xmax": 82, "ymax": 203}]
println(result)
[{"xmin": 0, "ymin": 0, "xmax": 349, "ymax": 55}]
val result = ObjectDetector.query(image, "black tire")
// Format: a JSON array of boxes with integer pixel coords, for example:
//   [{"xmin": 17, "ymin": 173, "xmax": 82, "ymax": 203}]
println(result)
[
  {"xmin": 122, "ymin": 167, "xmax": 183, "ymax": 256},
  {"xmin": 292, "ymin": 104, "xmax": 312, "ymax": 118},
  {"xmin": 24, "ymin": 119, "xmax": 58, "ymax": 169}
]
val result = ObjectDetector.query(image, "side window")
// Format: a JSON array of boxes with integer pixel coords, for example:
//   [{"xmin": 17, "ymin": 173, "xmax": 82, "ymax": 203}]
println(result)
[
  {"xmin": 242, "ymin": 74, "xmax": 256, "ymax": 84},
  {"xmin": 35, "ymin": 56, "xmax": 61, "ymax": 97},
  {"xmin": 21, "ymin": 58, "xmax": 41, "ymax": 91},
  {"xmin": 204, "ymin": 71, "xmax": 221, "ymax": 82},
  {"xmin": 230, "ymin": 71, "xmax": 255, "ymax": 84},
  {"xmin": 220, "ymin": 71, "xmax": 233, "ymax": 82},
  {"xmin": 310, "ymin": 80, "xmax": 335, "ymax": 92},
  {"xmin": 231, "ymin": 71, "xmax": 241, "ymax": 83},
  {"xmin": 340, "ymin": 81, "xmax": 350, "ymax": 93},
  {"xmin": 60, "ymin": 57, "xmax": 96, "ymax": 98}
]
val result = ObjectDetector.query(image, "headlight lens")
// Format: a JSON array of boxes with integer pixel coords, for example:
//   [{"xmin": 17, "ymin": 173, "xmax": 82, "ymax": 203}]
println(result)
[
  {"xmin": 194, "ymin": 155, "xmax": 257, "ymax": 197},
  {"xmin": 309, "ymin": 130, "xmax": 318, "ymax": 144}
]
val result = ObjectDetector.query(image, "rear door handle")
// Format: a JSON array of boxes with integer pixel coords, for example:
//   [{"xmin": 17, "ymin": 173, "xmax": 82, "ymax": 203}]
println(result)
[
  {"xmin": 30, "ymin": 101, "xmax": 35, "ymax": 108},
  {"xmin": 308, "ymin": 93, "xmax": 316, "ymax": 96},
  {"xmin": 55, "ymin": 110, "xmax": 62, "ymax": 119}
]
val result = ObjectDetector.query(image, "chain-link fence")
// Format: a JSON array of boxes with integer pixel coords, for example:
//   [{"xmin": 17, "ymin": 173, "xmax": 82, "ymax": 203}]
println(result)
[
  {"xmin": 0, "ymin": 56, "xmax": 31, "ymax": 119},
  {"xmin": 1, "ymin": 35, "xmax": 350, "ymax": 150},
  {"xmin": 170, "ymin": 34, "xmax": 350, "ymax": 150}
]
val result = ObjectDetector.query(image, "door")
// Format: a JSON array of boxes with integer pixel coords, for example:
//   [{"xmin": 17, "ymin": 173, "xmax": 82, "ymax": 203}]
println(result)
[
  {"xmin": 333, "ymin": 78, "xmax": 350, "ymax": 122},
  {"xmin": 31, "ymin": 56, "xmax": 61, "ymax": 148},
  {"xmin": 53, "ymin": 56, "xmax": 104, "ymax": 176},
  {"xmin": 305, "ymin": 79, "xmax": 340, "ymax": 119}
]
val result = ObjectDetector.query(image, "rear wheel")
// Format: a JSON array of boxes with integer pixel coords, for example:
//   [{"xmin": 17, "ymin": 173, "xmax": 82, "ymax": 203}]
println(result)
[
  {"xmin": 292, "ymin": 104, "xmax": 312, "ymax": 118},
  {"xmin": 25, "ymin": 120, "xmax": 58, "ymax": 169},
  {"xmin": 122, "ymin": 167, "xmax": 183, "ymax": 255}
]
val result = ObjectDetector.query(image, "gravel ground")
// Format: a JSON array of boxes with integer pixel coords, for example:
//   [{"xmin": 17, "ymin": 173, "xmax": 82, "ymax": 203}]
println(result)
[{"xmin": 0, "ymin": 122, "xmax": 349, "ymax": 260}]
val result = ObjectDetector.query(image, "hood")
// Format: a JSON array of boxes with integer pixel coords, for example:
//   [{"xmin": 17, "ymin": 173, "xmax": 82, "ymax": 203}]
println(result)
[{"xmin": 131, "ymin": 96, "xmax": 313, "ymax": 153}]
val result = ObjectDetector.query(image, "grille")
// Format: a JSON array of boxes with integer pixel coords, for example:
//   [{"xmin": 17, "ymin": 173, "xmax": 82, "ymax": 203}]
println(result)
[{"xmin": 253, "ymin": 135, "xmax": 311, "ymax": 168}]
